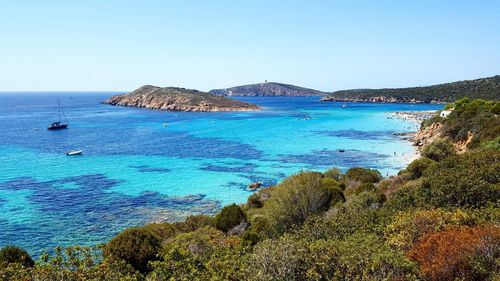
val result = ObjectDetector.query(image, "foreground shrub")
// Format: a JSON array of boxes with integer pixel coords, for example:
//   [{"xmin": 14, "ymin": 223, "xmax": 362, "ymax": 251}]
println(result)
[
  {"xmin": 403, "ymin": 157, "xmax": 435, "ymax": 179},
  {"xmin": 0, "ymin": 246, "xmax": 141, "ymax": 280},
  {"xmin": 0, "ymin": 245, "xmax": 34, "ymax": 267},
  {"xmin": 322, "ymin": 168, "xmax": 342, "ymax": 180},
  {"xmin": 103, "ymin": 227, "xmax": 161, "ymax": 273},
  {"xmin": 421, "ymin": 150, "xmax": 500, "ymax": 208},
  {"xmin": 421, "ymin": 137, "xmax": 455, "ymax": 161},
  {"xmin": 385, "ymin": 208, "xmax": 475, "ymax": 251},
  {"xmin": 408, "ymin": 225, "xmax": 500, "ymax": 281},
  {"xmin": 345, "ymin": 167, "xmax": 382, "ymax": 183},
  {"xmin": 310, "ymin": 233, "xmax": 419, "ymax": 280},
  {"xmin": 245, "ymin": 237, "xmax": 310, "ymax": 281},
  {"xmin": 262, "ymin": 172, "xmax": 333, "ymax": 235},
  {"xmin": 214, "ymin": 204, "xmax": 247, "ymax": 233}
]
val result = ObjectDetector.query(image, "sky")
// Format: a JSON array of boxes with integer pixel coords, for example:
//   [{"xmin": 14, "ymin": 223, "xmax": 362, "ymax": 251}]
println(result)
[{"xmin": 0, "ymin": 0, "xmax": 499, "ymax": 92}]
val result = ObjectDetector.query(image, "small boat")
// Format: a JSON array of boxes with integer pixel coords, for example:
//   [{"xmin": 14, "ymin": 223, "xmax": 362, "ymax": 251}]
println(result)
[
  {"xmin": 66, "ymin": 150, "xmax": 83, "ymax": 156},
  {"xmin": 48, "ymin": 98, "xmax": 69, "ymax": 130},
  {"xmin": 342, "ymin": 103, "xmax": 347, "ymax": 108},
  {"xmin": 338, "ymin": 149, "xmax": 345, "ymax": 153}
]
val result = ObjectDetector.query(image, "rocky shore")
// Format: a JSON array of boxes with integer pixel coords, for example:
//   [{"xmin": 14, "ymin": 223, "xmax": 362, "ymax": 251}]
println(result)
[
  {"xmin": 105, "ymin": 85, "xmax": 261, "ymax": 112},
  {"xmin": 321, "ymin": 96, "xmax": 437, "ymax": 103},
  {"xmin": 389, "ymin": 110, "xmax": 441, "ymax": 155}
]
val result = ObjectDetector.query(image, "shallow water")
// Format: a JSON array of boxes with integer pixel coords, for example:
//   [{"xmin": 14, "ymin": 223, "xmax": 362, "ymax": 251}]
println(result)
[{"xmin": 0, "ymin": 93, "xmax": 442, "ymax": 255}]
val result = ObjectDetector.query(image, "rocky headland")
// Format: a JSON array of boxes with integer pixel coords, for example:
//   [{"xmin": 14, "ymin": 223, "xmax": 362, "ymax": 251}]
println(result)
[
  {"xmin": 210, "ymin": 82, "xmax": 327, "ymax": 97},
  {"xmin": 105, "ymin": 85, "xmax": 260, "ymax": 112},
  {"xmin": 322, "ymin": 75, "xmax": 500, "ymax": 103}
]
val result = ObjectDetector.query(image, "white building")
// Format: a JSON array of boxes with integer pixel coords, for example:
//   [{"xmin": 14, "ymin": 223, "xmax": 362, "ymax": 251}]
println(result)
[{"xmin": 440, "ymin": 109, "xmax": 453, "ymax": 118}]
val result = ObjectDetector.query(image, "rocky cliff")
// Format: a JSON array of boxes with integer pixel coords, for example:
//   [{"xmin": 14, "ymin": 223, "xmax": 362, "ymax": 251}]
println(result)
[
  {"xmin": 210, "ymin": 82, "xmax": 327, "ymax": 97},
  {"xmin": 105, "ymin": 85, "xmax": 260, "ymax": 112}
]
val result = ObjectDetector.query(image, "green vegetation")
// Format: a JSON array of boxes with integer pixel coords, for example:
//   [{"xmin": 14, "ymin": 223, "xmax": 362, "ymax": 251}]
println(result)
[
  {"xmin": 0, "ymin": 245, "xmax": 34, "ymax": 268},
  {"xmin": 325, "ymin": 75, "xmax": 500, "ymax": 103},
  {"xmin": 423, "ymin": 98, "xmax": 500, "ymax": 150},
  {"xmin": 214, "ymin": 204, "xmax": 247, "ymax": 232},
  {"xmin": 1, "ymin": 98, "xmax": 499, "ymax": 280}
]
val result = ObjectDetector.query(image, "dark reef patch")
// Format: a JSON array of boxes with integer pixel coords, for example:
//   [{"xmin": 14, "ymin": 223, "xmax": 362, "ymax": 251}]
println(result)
[
  {"xmin": 315, "ymin": 130, "xmax": 398, "ymax": 140},
  {"xmin": 200, "ymin": 163, "xmax": 257, "ymax": 173},
  {"xmin": 279, "ymin": 149, "xmax": 389, "ymax": 169},
  {"xmin": 0, "ymin": 174, "xmax": 220, "ymax": 256},
  {"xmin": 129, "ymin": 165, "xmax": 171, "ymax": 173}
]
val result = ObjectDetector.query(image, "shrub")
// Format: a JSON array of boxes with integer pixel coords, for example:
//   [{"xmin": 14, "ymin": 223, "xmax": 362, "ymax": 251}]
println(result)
[
  {"xmin": 420, "ymin": 150, "xmax": 500, "ymax": 208},
  {"xmin": 241, "ymin": 231, "xmax": 260, "ymax": 247},
  {"xmin": 345, "ymin": 167, "xmax": 382, "ymax": 183},
  {"xmin": 350, "ymin": 182, "xmax": 376, "ymax": 196},
  {"xmin": 262, "ymin": 172, "xmax": 333, "ymax": 235},
  {"xmin": 321, "ymin": 178, "xmax": 345, "ymax": 206},
  {"xmin": 309, "ymin": 233, "xmax": 419, "ymax": 280},
  {"xmin": 403, "ymin": 157, "xmax": 435, "ymax": 179},
  {"xmin": 247, "ymin": 192, "xmax": 263, "ymax": 208},
  {"xmin": 245, "ymin": 237, "xmax": 310, "ymax": 281},
  {"xmin": 174, "ymin": 215, "xmax": 213, "ymax": 232},
  {"xmin": 103, "ymin": 227, "xmax": 162, "ymax": 273},
  {"xmin": 323, "ymin": 168, "xmax": 342, "ymax": 180},
  {"xmin": 0, "ymin": 245, "xmax": 34, "ymax": 267},
  {"xmin": 385, "ymin": 208, "xmax": 475, "ymax": 251},
  {"xmin": 408, "ymin": 225, "xmax": 500, "ymax": 281},
  {"xmin": 421, "ymin": 137, "xmax": 455, "ymax": 161},
  {"xmin": 214, "ymin": 204, "xmax": 247, "ymax": 233}
]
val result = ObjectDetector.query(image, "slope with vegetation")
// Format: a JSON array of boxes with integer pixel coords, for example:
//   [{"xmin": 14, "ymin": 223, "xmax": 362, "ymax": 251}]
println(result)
[
  {"xmin": 1, "ymin": 100, "xmax": 499, "ymax": 280},
  {"xmin": 105, "ymin": 85, "xmax": 260, "ymax": 112},
  {"xmin": 209, "ymin": 82, "xmax": 327, "ymax": 97},
  {"xmin": 322, "ymin": 75, "xmax": 500, "ymax": 103}
]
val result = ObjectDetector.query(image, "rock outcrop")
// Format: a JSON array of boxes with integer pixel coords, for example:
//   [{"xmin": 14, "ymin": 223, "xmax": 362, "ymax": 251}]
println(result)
[
  {"xmin": 210, "ymin": 82, "xmax": 327, "ymax": 97},
  {"xmin": 105, "ymin": 85, "xmax": 260, "ymax": 112}
]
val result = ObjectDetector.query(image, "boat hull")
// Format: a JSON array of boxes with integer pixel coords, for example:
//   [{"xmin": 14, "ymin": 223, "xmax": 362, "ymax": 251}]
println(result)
[{"xmin": 48, "ymin": 124, "xmax": 68, "ymax": 130}]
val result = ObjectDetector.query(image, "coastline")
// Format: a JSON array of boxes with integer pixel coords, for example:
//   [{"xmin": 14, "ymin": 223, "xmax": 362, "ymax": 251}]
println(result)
[{"xmin": 389, "ymin": 110, "xmax": 438, "ymax": 164}]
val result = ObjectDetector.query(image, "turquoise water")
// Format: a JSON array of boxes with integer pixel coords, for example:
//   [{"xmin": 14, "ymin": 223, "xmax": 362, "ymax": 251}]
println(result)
[{"xmin": 0, "ymin": 93, "xmax": 442, "ymax": 255}]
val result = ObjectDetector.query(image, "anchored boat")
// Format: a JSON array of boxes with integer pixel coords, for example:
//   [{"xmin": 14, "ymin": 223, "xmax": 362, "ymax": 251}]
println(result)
[
  {"xmin": 48, "ymin": 99, "xmax": 69, "ymax": 130},
  {"xmin": 66, "ymin": 150, "xmax": 83, "ymax": 156}
]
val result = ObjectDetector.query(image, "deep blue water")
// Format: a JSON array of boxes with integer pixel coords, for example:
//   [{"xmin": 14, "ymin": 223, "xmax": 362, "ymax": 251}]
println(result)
[{"xmin": 0, "ymin": 93, "xmax": 442, "ymax": 255}]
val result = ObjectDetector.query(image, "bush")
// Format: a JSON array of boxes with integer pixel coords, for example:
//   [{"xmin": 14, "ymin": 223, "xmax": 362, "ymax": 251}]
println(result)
[
  {"xmin": 421, "ymin": 137, "xmax": 455, "ymax": 161},
  {"xmin": 241, "ymin": 231, "xmax": 260, "ymax": 247},
  {"xmin": 403, "ymin": 157, "xmax": 435, "ymax": 179},
  {"xmin": 247, "ymin": 192, "xmax": 263, "ymax": 208},
  {"xmin": 321, "ymin": 178, "xmax": 345, "ymax": 206},
  {"xmin": 408, "ymin": 225, "xmax": 500, "ymax": 281},
  {"xmin": 214, "ymin": 204, "xmax": 247, "ymax": 233},
  {"xmin": 351, "ymin": 182, "xmax": 376, "ymax": 196},
  {"xmin": 309, "ymin": 233, "xmax": 419, "ymax": 280},
  {"xmin": 103, "ymin": 227, "xmax": 162, "ymax": 273},
  {"xmin": 323, "ymin": 168, "xmax": 342, "ymax": 180},
  {"xmin": 174, "ymin": 215, "xmax": 213, "ymax": 232},
  {"xmin": 420, "ymin": 150, "xmax": 500, "ymax": 208},
  {"xmin": 262, "ymin": 172, "xmax": 333, "ymax": 235},
  {"xmin": 0, "ymin": 245, "xmax": 34, "ymax": 267},
  {"xmin": 345, "ymin": 168, "xmax": 382, "ymax": 183}
]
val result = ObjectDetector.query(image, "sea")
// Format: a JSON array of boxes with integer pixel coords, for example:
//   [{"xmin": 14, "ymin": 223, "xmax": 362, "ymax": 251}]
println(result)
[{"xmin": 0, "ymin": 93, "xmax": 443, "ymax": 255}]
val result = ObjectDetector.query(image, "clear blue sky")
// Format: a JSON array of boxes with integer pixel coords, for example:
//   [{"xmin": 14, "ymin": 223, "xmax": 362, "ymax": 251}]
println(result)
[{"xmin": 0, "ymin": 0, "xmax": 499, "ymax": 92}]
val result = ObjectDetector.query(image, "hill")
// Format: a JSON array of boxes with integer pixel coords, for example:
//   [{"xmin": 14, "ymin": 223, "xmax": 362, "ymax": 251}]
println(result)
[
  {"xmin": 105, "ymin": 85, "xmax": 260, "ymax": 112},
  {"xmin": 209, "ymin": 82, "xmax": 327, "ymax": 97},
  {"xmin": 322, "ymin": 75, "xmax": 500, "ymax": 103}
]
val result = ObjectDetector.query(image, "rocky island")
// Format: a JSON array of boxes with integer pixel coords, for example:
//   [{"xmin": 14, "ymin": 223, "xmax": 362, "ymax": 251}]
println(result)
[
  {"xmin": 105, "ymin": 85, "xmax": 260, "ymax": 112},
  {"xmin": 209, "ymin": 82, "xmax": 327, "ymax": 97}
]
